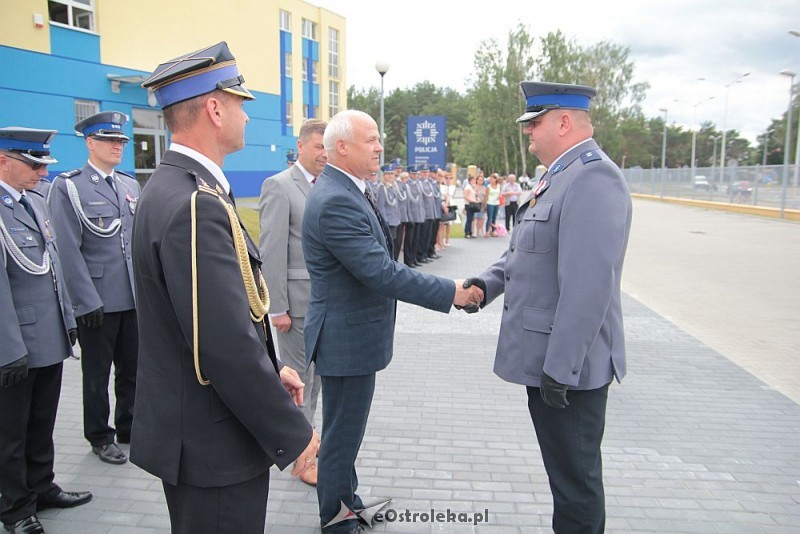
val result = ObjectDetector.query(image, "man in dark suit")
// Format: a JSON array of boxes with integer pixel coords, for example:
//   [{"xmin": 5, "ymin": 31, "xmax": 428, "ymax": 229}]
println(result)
[
  {"xmin": 302, "ymin": 110, "xmax": 483, "ymax": 533},
  {"xmin": 132, "ymin": 42, "xmax": 317, "ymax": 533},
  {"xmin": 258, "ymin": 118, "xmax": 327, "ymax": 486},
  {"xmin": 463, "ymin": 82, "xmax": 633, "ymax": 533},
  {"xmin": 48, "ymin": 111, "xmax": 140, "ymax": 465},
  {"xmin": 0, "ymin": 127, "xmax": 92, "ymax": 534}
]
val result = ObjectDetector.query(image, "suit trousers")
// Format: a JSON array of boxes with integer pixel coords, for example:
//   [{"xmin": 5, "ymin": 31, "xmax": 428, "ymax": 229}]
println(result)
[
  {"xmin": 78, "ymin": 309, "xmax": 138, "ymax": 446},
  {"xmin": 276, "ymin": 316, "xmax": 321, "ymax": 426},
  {"xmin": 162, "ymin": 470, "xmax": 270, "ymax": 534},
  {"xmin": 0, "ymin": 363, "xmax": 62, "ymax": 524},
  {"xmin": 318, "ymin": 374, "xmax": 375, "ymax": 533},
  {"xmin": 402, "ymin": 222, "xmax": 416, "ymax": 265},
  {"xmin": 527, "ymin": 383, "xmax": 609, "ymax": 534}
]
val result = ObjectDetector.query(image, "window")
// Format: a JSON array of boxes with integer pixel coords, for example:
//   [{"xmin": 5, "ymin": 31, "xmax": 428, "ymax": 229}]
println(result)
[
  {"xmin": 302, "ymin": 62, "xmax": 308, "ymax": 82},
  {"xmin": 302, "ymin": 18, "xmax": 318, "ymax": 41},
  {"xmin": 48, "ymin": 0, "xmax": 94, "ymax": 31},
  {"xmin": 279, "ymin": 10, "xmax": 291, "ymax": 31},
  {"xmin": 303, "ymin": 105, "xmax": 310, "ymax": 120},
  {"xmin": 329, "ymin": 81, "xmax": 339, "ymax": 116},
  {"xmin": 312, "ymin": 60, "xmax": 319, "ymax": 84},
  {"xmin": 73, "ymin": 99, "xmax": 99, "ymax": 132},
  {"xmin": 328, "ymin": 28, "xmax": 339, "ymax": 79},
  {"xmin": 286, "ymin": 102, "xmax": 293, "ymax": 127},
  {"xmin": 284, "ymin": 52, "xmax": 292, "ymax": 78}
]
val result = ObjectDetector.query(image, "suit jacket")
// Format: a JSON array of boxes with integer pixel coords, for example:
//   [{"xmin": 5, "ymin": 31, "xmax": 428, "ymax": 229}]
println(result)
[
  {"xmin": 480, "ymin": 140, "xmax": 632, "ymax": 391},
  {"xmin": 48, "ymin": 163, "xmax": 139, "ymax": 315},
  {"xmin": 302, "ymin": 164, "xmax": 455, "ymax": 376},
  {"xmin": 130, "ymin": 150, "xmax": 312, "ymax": 487},
  {"xmin": 1, "ymin": 189, "xmax": 75, "ymax": 368},
  {"xmin": 258, "ymin": 165, "xmax": 311, "ymax": 318}
]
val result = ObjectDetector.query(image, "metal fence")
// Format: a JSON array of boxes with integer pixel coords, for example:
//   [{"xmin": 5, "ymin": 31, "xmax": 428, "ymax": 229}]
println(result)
[{"xmin": 623, "ymin": 165, "xmax": 800, "ymax": 212}]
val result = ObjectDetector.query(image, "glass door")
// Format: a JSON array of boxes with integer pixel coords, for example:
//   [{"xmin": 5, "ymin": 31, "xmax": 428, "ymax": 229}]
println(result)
[{"xmin": 132, "ymin": 108, "xmax": 167, "ymax": 188}]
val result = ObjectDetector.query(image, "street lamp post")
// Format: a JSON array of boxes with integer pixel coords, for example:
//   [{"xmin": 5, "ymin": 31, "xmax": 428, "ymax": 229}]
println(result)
[
  {"xmin": 698, "ymin": 73, "xmax": 750, "ymax": 189},
  {"xmin": 375, "ymin": 61, "xmax": 390, "ymax": 167},
  {"xmin": 780, "ymin": 69, "xmax": 796, "ymax": 218},
  {"xmin": 791, "ymin": 31, "xmax": 800, "ymax": 187},
  {"xmin": 659, "ymin": 108, "xmax": 668, "ymax": 197},
  {"xmin": 688, "ymin": 96, "xmax": 714, "ymax": 182}
]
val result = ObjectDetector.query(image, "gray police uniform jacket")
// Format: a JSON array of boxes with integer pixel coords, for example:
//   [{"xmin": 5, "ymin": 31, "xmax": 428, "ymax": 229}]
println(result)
[
  {"xmin": 396, "ymin": 182, "xmax": 410, "ymax": 223},
  {"xmin": 419, "ymin": 178, "xmax": 437, "ymax": 219},
  {"xmin": 258, "ymin": 164, "xmax": 311, "ymax": 318},
  {"xmin": 376, "ymin": 183, "xmax": 401, "ymax": 227},
  {"xmin": 1, "ymin": 189, "xmax": 75, "ymax": 368},
  {"xmin": 479, "ymin": 139, "xmax": 632, "ymax": 391},
  {"xmin": 406, "ymin": 180, "xmax": 426, "ymax": 223},
  {"xmin": 48, "ymin": 163, "xmax": 139, "ymax": 316}
]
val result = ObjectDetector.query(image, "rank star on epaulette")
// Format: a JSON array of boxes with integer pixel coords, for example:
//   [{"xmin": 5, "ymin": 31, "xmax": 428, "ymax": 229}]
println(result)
[{"xmin": 581, "ymin": 150, "xmax": 602, "ymax": 164}]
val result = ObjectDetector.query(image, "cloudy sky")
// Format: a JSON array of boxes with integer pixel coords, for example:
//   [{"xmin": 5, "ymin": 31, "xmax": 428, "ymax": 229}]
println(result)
[{"xmin": 314, "ymin": 0, "xmax": 799, "ymax": 143}]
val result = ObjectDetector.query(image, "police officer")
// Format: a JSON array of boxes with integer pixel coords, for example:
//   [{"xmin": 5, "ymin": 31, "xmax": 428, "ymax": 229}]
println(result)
[
  {"xmin": 404, "ymin": 165, "xmax": 425, "ymax": 266},
  {"xmin": 0, "ymin": 127, "xmax": 92, "ymax": 534},
  {"xmin": 376, "ymin": 163, "xmax": 402, "ymax": 257},
  {"xmin": 134, "ymin": 41, "xmax": 316, "ymax": 533},
  {"xmin": 463, "ymin": 82, "xmax": 633, "ymax": 533},
  {"xmin": 48, "ymin": 112, "xmax": 140, "ymax": 465}
]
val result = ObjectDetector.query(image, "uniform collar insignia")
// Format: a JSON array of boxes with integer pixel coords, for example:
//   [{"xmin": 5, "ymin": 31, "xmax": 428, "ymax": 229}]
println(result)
[
  {"xmin": 549, "ymin": 163, "xmax": 564, "ymax": 175},
  {"xmin": 91, "ymin": 174, "xmax": 100, "ymax": 184},
  {"xmin": 2, "ymin": 195, "xmax": 12, "ymax": 208}
]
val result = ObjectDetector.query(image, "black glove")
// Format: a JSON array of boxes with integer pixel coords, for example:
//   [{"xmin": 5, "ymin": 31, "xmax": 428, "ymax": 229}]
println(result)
[
  {"xmin": 459, "ymin": 277, "xmax": 487, "ymax": 313},
  {"xmin": 540, "ymin": 372, "xmax": 570, "ymax": 409},
  {"xmin": 0, "ymin": 356, "xmax": 28, "ymax": 389},
  {"xmin": 79, "ymin": 307, "xmax": 104, "ymax": 329},
  {"xmin": 68, "ymin": 328, "xmax": 78, "ymax": 347}
]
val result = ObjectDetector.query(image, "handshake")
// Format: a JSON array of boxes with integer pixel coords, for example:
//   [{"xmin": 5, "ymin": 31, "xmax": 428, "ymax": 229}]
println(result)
[{"xmin": 453, "ymin": 278, "xmax": 486, "ymax": 313}]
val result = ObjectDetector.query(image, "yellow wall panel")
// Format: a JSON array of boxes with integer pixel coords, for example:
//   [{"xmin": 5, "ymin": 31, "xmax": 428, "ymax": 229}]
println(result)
[{"xmin": 0, "ymin": 0, "xmax": 52, "ymax": 53}]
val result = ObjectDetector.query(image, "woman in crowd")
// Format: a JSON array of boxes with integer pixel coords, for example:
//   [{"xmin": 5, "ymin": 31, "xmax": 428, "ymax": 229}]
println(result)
[
  {"xmin": 463, "ymin": 175, "xmax": 477, "ymax": 238},
  {"xmin": 473, "ymin": 172, "xmax": 487, "ymax": 238},
  {"xmin": 485, "ymin": 173, "xmax": 502, "ymax": 237}
]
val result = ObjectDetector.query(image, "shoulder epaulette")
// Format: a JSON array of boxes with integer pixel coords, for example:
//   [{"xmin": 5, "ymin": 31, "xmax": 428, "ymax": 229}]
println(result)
[
  {"xmin": 187, "ymin": 169, "xmax": 219, "ymax": 197},
  {"xmin": 28, "ymin": 188, "xmax": 45, "ymax": 198},
  {"xmin": 58, "ymin": 169, "xmax": 81, "ymax": 178},
  {"xmin": 116, "ymin": 169, "xmax": 135, "ymax": 179},
  {"xmin": 580, "ymin": 150, "xmax": 602, "ymax": 165}
]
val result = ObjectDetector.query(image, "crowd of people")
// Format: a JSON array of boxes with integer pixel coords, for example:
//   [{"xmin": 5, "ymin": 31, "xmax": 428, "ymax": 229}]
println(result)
[{"xmin": 461, "ymin": 170, "xmax": 525, "ymax": 238}]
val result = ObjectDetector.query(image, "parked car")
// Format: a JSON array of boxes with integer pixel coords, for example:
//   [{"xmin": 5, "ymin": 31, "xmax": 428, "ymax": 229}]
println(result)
[
  {"xmin": 728, "ymin": 180, "xmax": 753, "ymax": 196},
  {"xmin": 693, "ymin": 175, "xmax": 716, "ymax": 191}
]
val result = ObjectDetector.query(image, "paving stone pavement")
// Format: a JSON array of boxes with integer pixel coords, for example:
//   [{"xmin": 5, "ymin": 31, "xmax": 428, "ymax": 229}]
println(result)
[{"xmin": 33, "ymin": 203, "xmax": 800, "ymax": 533}]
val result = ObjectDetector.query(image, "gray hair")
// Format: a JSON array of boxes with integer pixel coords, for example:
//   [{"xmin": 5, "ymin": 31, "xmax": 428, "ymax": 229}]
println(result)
[{"xmin": 323, "ymin": 110, "xmax": 374, "ymax": 151}]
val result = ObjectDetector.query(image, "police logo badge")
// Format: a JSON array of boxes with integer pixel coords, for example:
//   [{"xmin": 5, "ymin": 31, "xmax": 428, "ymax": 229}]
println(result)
[
  {"xmin": 2, "ymin": 195, "xmax": 12, "ymax": 208},
  {"xmin": 91, "ymin": 174, "xmax": 100, "ymax": 184}
]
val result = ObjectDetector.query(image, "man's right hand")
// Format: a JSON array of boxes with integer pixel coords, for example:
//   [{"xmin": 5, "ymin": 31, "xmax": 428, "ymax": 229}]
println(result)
[
  {"xmin": 460, "ymin": 277, "xmax": 487, "ymax": 313},
  {"xmin": 79, "ymin": 307, "xmax": 104, "ymax": 329},
  {"xmin": 453, "ymin": 278, "xmax": 484, "ymax": 309},
  {"xmin": 270, "ymin": 313, "xmax": 292, "ymax": 333},
  {"xmin": 291, "ymin": 429, "xmax": 321, "ymax": 477},
  {"xmin": 0, "ymin": 356, "xmax": 28, "ymax": 389}
]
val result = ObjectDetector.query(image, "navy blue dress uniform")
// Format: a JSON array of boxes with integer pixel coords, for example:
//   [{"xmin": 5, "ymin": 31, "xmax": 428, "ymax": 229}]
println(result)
[
  {"xmin": 0, "ymin": 128, "xmax": 91, "ymax": 534},
  {"xmin": 468, "ymin": 82, "xmax": 632, "ymax": 533},
  {"xmin": 134, "ymin": 42, "xmax": 313, "ymax": 533},
  {"xmin": 47, "ymin": 111, "xmax": 140, "ymax": 465}
]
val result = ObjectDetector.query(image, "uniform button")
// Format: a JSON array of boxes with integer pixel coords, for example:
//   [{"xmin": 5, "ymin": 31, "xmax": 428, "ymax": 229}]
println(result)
[
  {"xmin": 505, "ymin": 274, "xmax": 510, "ymax": 281},
  {"xmin": 572, "ymin": 369, "xmax": 579, "ymax": 374},
  {"xmin": 275, "ymin": 449, "xmax": 285, "ymax": 456},
  {"xmin": 510, "ymin": 246, "xmax": 515, "ymax": 252},
  {"xmin": 504, "ymin": 303, "xmax": 509, "ymax": 310}
]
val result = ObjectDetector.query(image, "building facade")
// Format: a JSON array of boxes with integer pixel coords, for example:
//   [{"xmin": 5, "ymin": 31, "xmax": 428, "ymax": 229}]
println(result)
[{"xmin": 0, "ymin": 0, "xmax": 346, "ymax": 196}]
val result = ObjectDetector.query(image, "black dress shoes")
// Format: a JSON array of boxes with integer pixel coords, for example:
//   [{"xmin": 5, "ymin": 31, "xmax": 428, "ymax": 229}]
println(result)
[
  {"xmin": 37, "ymin": 490, "xmax": 92, "ymax": 511},
  {"xmin": 92, "ymin": 443, "xmax": 127, "ymax": 464},
  {"xmin": 3, "ymin": 515, "xmax": 44, "ymax": 534}
]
